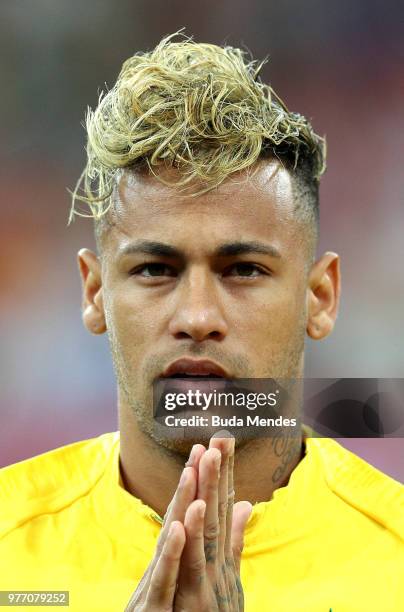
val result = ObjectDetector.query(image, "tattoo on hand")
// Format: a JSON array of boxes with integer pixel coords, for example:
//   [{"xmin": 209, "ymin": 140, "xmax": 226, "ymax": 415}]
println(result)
[
  {"xmin": 214, "ymin": 583, "xmax": 230, "ymax": 605},
  {"xmin": 204, "ymin": 541, "xmax": 217, "ymax": 563}
]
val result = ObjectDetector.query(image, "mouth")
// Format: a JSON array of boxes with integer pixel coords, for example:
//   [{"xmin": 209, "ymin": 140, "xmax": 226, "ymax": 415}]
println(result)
[
  {"xmin": 161, "ymin": 358, "xmax": 230, "ymax": 379},
  {"xmin": 168, "ymin": 373, "xmax": 223, "ymax": 379}
]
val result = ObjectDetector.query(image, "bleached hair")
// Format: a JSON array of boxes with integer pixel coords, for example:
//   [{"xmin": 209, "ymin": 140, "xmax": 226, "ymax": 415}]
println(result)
[{"xmin": 68, "ymin": 31, "xmax": 326, "ymax": 223}]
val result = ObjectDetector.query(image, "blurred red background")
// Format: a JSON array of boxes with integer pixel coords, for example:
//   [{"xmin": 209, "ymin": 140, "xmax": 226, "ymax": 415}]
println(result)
[{"xmin": 0, "ymin": 0, "xmax": 403, "ymax": 480}]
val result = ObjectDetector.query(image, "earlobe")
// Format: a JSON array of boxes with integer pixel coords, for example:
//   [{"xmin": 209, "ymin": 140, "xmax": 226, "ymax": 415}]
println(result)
[
  {"xmin": 77, "ymin": 248, "xmax": 107, "ymax": 335},
  {"xmin": 306, "ymin": 252, "xmax": 340, "ymax": 341}
]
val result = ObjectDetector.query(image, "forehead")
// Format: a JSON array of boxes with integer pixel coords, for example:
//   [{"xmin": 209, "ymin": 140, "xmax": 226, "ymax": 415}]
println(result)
[{"xmin": 105, "ymin": 160, "xmax": 305, "ymax": 256}]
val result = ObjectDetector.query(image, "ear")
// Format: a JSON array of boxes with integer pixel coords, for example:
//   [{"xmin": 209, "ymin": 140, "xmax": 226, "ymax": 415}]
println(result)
[
  {"xmin": 306, "ymin": 251, "xmax": 340, "ymax": 340},
  {"xmin": 77, "ymin": 248, "xmax": 107, "ymax": 335}
]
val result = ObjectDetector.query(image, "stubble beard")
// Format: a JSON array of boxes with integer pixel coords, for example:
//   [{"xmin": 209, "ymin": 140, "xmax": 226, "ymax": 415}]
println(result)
[{"xmin": 107, "ymin": 315, "xmax": 306, "ymax": 456}]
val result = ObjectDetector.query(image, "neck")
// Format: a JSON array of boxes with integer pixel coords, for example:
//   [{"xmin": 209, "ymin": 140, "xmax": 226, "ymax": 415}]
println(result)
[{"xmin": 118, "ymin": 399, "xmax": 305, "ymax": 518}]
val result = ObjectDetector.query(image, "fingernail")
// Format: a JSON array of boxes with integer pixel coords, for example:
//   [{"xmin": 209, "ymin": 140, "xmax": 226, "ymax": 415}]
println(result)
[{"xmin": 199, "ymin": 502, "xmax": 206, "ymax": 519}]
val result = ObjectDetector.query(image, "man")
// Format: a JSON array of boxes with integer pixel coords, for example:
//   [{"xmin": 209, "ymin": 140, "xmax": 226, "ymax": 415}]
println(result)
[{"xmin": 0, "ymin": 33, "xmax": 403, "ymax": 611}]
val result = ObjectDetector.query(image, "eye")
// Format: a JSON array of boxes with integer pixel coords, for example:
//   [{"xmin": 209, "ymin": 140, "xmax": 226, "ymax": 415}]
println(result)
[
  {"xmin": 223, "ymin": 262, "xmax": 267, "ymax": 278},
  {"xmin": 131, "ymin": 263, "xmax": 177, "ymax": 278}
]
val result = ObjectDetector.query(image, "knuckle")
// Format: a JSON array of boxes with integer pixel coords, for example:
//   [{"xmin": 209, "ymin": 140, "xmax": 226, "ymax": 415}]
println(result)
[
  {"xmin": 188, "ymin": 556, "xmax": 206, "ymax": 575},
  {"xmin": 218, "ymin": 501, "xmax": 228, "ymax": 518},
  {"xmin": 204, "ymin": 521, "xmax": 220, "ymax": 540},
  {"xmin": 218, "ymin": 500, "xmax": 227, "ymax": 519}
]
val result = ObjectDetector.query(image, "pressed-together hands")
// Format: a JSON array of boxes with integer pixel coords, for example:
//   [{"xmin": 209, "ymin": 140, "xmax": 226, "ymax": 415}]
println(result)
[{"xmin": 125, "ymin": 435, "xmax": 252, "ymax": 611}]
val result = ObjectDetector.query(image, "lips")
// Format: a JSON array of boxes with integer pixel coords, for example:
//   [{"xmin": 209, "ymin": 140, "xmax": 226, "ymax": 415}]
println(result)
[{"xmin": 162, "ymin": 358, "xmax": 230, "ymax": 379}]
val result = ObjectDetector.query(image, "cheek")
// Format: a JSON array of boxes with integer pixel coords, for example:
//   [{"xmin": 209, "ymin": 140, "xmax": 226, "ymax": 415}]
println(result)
[
  {"xmin": 235, "ymin": 283, "xmax": 306, "ymax": 336},
  {"xmin": 254, "ymin": 294, "xmax": 306, "ymax": 372},
  {"xmin": 105, "ymin": 289, "xmax": 161, "ymax": 355}
]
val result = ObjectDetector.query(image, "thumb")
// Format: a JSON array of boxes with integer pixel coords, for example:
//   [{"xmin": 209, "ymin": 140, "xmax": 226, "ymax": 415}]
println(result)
[{"xmin": 231, "ymin": 501, "xmax": 252, "ymax": 574}]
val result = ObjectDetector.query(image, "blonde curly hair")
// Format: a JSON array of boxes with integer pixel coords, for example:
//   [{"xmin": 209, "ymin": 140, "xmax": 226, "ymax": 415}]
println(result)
[{"xmin": 68, "ymin": 30, "xmax": 325, "ymax": 224}]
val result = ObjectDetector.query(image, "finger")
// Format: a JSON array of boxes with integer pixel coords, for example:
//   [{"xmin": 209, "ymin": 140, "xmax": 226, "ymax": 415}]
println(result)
[
  {"xmin": 162, "ymin": 466, "xmax": 195, "ymax": 524},
  {"xmin": 185, "ymin": 443, "xmax": 206, "ymax": 471},
  {"xmin": 148, "ymin": 445, "xmax": 202, "ymax": 588},
  {"xmin": 145, "ymin": 520, "xmax": 185, "ymax": 608},
  {"xmin": 178, "ymin": 499, "xmax": 207, "ymax": 589},
  {"xmin": 231, "ymin": 501, "xmax": 252, "ymax": 574},
  {"xmin": 162, "ymin": 444, "xmax": 205, "ymax": 530},
  {"xmin": 159, "ymin": 466, "xmax": 196, "ymax": 549},
  {"xmin": 166, "ymin": 444, "xmax": 204, "ymax": 525},
  {"xmin": 136, "ymin": 445, "xmax": 202, "ymax": 599},
  {"xmin": 161, "ymin": 441, "xmax": 203, "ymax": 530},
  {"xmin": 197, "ymin": 448, "xmax": 221, "ymax": 569},
  {"xmin": 209, "ymin": 434, "xmax": 234, "ymax": 560},
  {"xmin": 163, "ymin": 444, "xmax": 206, "ymax": 525},
  {"xmin": 224, "ymin": 440, "xmax": 235, "ymax": 558}
]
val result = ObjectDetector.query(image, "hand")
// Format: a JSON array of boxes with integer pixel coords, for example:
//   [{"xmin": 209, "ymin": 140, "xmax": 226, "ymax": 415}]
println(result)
[
  {"xmin": 174, "ymin": 436, "xmax": 252, "ymax": 611},
  {"xmin": 124, "ymin": 444, "xmax": 205, "ymax": 611},
  {"xmin": 125, "ymin": 436, "xmax": 252, "ymax": 611}
]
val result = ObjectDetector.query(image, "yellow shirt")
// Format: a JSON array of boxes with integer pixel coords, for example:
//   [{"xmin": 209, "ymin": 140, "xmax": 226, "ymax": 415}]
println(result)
[{"xmin": 0, "ymin": 431, "xmax": 403, "ymax": 611}]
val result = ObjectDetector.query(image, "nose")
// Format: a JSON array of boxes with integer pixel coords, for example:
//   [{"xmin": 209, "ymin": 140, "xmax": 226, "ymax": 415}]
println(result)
[{"xmin": 168, "ymin": 267, "xmax": 228, "ymax": 342}]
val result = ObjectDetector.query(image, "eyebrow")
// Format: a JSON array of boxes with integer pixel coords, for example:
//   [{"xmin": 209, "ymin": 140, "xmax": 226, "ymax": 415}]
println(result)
[
  {"xmin": 216, "ymin": 241, "xmax": 281, "ymax": 258},
  {"xmin": 118, "ymin": 240, "xmax": 181, "ymax": 259},
  {"xmin": 117, "ymin": 239, "xmax": 281, "ymax": 260}
]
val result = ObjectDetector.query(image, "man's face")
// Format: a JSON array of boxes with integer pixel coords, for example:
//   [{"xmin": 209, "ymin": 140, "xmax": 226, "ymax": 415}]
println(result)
[
  {"xmin": 91, "ymin": 160, "xmax": 314, "ymax": 441},
  {"xmin": 79, "ymin": 159, "xmax": 340, "ymax": 450}
]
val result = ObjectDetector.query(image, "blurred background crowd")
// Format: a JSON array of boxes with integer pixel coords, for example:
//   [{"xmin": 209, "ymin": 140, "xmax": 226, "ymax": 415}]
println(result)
[{"xmin": 0, "ymin": 0, "xmax": 403, "ymax": 479}]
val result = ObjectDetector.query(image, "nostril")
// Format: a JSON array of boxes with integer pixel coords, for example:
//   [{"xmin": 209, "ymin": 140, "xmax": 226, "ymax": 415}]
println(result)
[
  {"xmin": 174, "ymin": 331, "xmax": 193, "ymax": 340},
  {"xmin": 208, "ymin": 331, "xmax": 223, "ymax": 339}
]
